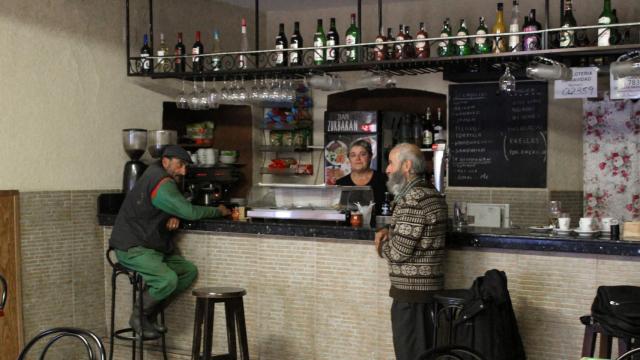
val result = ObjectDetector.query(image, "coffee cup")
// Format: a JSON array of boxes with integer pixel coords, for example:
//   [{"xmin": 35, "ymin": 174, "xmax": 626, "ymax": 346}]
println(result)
[
  {"xmin": 558, "ymin": 216, "xmax": 571, "ymax": 231},
  {"xmin": 601, "ymin": 217, "xmax": 614, "ymax": 232},
  {"xmin": 579, "ymin": 217, "xmax": 593, "ymax": 231}
]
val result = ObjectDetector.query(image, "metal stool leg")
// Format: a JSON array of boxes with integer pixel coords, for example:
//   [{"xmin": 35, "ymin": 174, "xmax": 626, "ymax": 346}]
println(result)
[
  {"xmin": 160, "ymin": 309, "xmax": 168, "ymax": 360},
  {"xmin": 109, "ymin": 269, "xmax": 117, "ymax": 360},
  {"xmin": 137, "ymin": 275, "xmax": 145, "ymax": 360}
]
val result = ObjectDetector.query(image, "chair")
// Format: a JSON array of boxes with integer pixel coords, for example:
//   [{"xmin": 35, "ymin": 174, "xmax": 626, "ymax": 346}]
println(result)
[
  {"xmin": 418, "ymin": 345, "xmax": 486, "ymax": 360},
  {"xmin": 0, "ymin": 274, "xmax": 6, "ymax": 317},
  {"xmin": 580, "ymin": 314, "xmax": 636, "ymax": 358},
  {"xmin": 17, "ymin": 327, "xmax": 106, "ymax": 360},
  {"xmin": 617, "ymin": 347, "xmax": 640, "ymax": 360}
]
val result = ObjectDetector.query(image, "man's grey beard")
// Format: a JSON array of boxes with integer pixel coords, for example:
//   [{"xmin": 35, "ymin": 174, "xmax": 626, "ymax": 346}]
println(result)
[{"xmin": 386, "ymin": 169, "xmax": 407, "ymax": 196}]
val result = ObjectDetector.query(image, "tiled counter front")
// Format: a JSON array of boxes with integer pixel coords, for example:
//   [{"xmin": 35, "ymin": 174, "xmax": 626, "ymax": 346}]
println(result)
[{"xmin": 102, "ymin": 228, "xmax": 640, "ymax": 360}]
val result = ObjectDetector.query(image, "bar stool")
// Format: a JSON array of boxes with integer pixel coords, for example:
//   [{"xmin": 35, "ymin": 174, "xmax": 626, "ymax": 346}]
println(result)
[
  {"xmin": 106, "ymin": 248, "xmax": 168, "ymax": 360},
  {"xmin": 580, "ymin": 315, "xmax": 636, "ymax": 358},
  {"xmin": 432, "ymin": 289, "xmax": 473, "ymax": 348},
  {"xmin": 191, "ymin": 287, "xmax": 249, "ymax": 360}
]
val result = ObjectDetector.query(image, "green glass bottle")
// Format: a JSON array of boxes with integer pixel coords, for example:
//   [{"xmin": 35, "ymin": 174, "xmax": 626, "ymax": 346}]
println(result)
[
  {"xmin": 345, "ymin": 13, "xmax": 360, "ymax": 63},
  {"xmin": 474, "ymin": 16, "xmax": 492, "ymax": 54},
  {"xmin": 559, "ymin": 0, "xmax": 577, "ymax": 48},
  {"xmin": 313, "ymin": 19, "xmax": 327, "ymax": 65},
  {"xmin": 456, "ymin": 19, "xmax": 472, "ymax": 56},
  {"xmin": 597, "ymin": 0, "xmax": 614, "ymax": 46},
  {"xmin": 437, "ymin": 18, "xmax": 453, "ymax": 57}
]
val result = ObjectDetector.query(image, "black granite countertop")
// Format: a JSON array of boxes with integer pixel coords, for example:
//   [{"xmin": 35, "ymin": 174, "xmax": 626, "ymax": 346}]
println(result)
[{"xmin": 98, "ymin": 214, "xmax": 640, "ymax": 257}]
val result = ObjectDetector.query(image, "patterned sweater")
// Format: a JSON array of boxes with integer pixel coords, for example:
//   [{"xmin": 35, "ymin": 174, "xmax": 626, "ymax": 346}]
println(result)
[{"xmin": 381, "ymin": 177, "xmax": 448, "ymax": 303}]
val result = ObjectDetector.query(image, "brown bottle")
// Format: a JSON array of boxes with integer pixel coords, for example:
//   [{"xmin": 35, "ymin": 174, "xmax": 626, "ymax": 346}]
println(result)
[
  {"xmin": 415, "ymin": 22, "xmax": 430, "ymax": 58},
  {"xmin": 394, "ymin": 24, "xmax": 405, "ymax": 59},
  {"xmin": 374, "ymin": 27, "xmax": 387, "ymax": 61},
  {"xmin": 404, "ymin": 25, "xmax": 415, "ymax": 58}
]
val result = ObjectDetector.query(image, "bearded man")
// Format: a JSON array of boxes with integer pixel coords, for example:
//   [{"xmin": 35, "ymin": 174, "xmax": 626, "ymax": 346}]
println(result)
[{"xmin": 375, "ymin": 143, "xmax": 448, "ymax": 360}]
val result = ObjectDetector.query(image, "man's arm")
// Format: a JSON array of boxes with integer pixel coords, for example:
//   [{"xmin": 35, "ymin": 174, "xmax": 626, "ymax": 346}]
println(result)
[
  {"xmin": 151, "ymin": 179, "xmax": 226, "ymax": 220},
  {"xmin": 382, "ymin": 196, "xmax": 436, "ymax": 263}
]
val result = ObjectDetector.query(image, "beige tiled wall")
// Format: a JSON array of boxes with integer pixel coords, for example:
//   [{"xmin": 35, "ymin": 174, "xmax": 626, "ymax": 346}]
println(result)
[{"xmin": 102, "ymin": 230, "xmax": 640, "ymax": 360}]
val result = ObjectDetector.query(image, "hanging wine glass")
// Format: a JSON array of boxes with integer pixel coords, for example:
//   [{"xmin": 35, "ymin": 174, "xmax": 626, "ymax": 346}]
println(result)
[
  {"xmin": 208, "ymin": 81, "xmax": 219, "ymax": 109},
  {"xmin": 199, "ymin": 78, "xmax": 210, "ymax": 110},
  {"xmin": 188, "ymin": 79, "xmax": 201, "ymax": 110},
  {"xmin": 249, "ymin": 78, "xmax": 260, "ymax": 104},
  {"xmin": 220, "ymin": 79, "xmax": 230, "ymax": 104},
  {"xmin": 176, "ymin": 79, "xmax": 189, "ymax": 109},
  {"xmin": 499, "ymin": 65, "xmax": 516, "ymax": 93}
]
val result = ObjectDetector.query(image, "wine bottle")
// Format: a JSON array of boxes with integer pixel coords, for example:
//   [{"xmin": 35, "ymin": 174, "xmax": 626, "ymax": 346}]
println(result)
[
  {"xmin": 437, "ymin": 18, "xmax": 453, "ymax": 57},
  {"xmin": 192, "ymin": 31, "xmax": 204, "ymax": 72},
  {"xmin": 275, "ymin": 23, "xmax": 288, "ymax": 67},
  {"xmin": 492, "ymin": 3, "xmax": 507, "ymax": 53},
  {"xmin": 509, "ymin": 0, "xmax": 521, "ymax": 52},
  {"xmin": 610, "ymin": 8, "xmax": 620, "ymax": 45},
  {"xmin": 415, "ymin": 22, "xmax": 429, "ymax": 59},
  {"xmin": 345, "ymin": 13, "xmax": 360, "ymax": 63},
  {"xmin": 326, "ymin": 18, "xmax": 339, "ymax": 63},
  {"xmin": 387, "ymin": 27, "xmax": 395, "ymax": 60},
  {"xmin": 422, "ymin": 107, "xmax": 433, "ymax": 148},
  {"xmin": 395, "ymin": 24, "xmax": 406, "ymax": 59},
  {"xmin": 434, "ymin": 107, "xmax": 446, "ymax": 144},
  {"xmin": 404, "ymin": 25, "xmax": 415, "ymax": 58},
  {"xmin": 559, "ymin": 0, "xmax": 576, "ymax": 48},
  {"xmin": 597, "ymin": 0, "xmax": 614, "ymax": 47},
  {"xmin": 174, "ymin": 32, "xmax": 186, "ymax": 73},
  {"xmin": 456, "ymin": 19, "xmax": 472, "ymax": 56},
  {"xmin": 523, "ymin": 9, "xmax": 541, "ymax": 50},
  {"xmin": 374, "ymin": 26, "xmax": 387, "ymax": 61},
  {"xmin": 239, "ymin": 18, "xmax": 249, "ymax": 69},
  {"xmin": 474, "ymin": 17, "xmax": 492, "ymax": 54},
  {"xmin": 380, "ymin": 192, "xmax": 392, "ymax": 216},
  {"xmin": 140, "ymin": 34, "xmax": 152, "ymax": 74},
  {"xmin": 211, "ymin": 30, "xmax": 221, "ymax": 71},
  {"xmin": 289, "ymin": 21, "xmax": 303, "ymax": 66},
  {"xmin": 313, "ymin": 19, "xmax": 327, "ymax": 65},
  {"xmin": 156, "ymin": 33, "xmax": 170, "ymax": 72}
]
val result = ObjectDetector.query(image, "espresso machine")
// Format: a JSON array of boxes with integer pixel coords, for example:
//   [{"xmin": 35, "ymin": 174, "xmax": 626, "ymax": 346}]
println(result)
[
  {"xmin": 122, "ymin": 129, "xmax": 148, "ymax": 193},
  {"xmin": 184, "ymin": 165, "xmax": 242, "ymax": 206}
]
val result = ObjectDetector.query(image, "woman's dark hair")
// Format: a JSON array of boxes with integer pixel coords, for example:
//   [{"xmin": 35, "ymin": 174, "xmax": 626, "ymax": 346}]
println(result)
[{"xmin": 349, "ymin": 140, "xmax": 373, "ymax": 158}]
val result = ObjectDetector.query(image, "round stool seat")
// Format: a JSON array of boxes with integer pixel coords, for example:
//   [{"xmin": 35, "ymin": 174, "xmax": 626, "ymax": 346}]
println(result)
[
  {"xmin": 434, "ymin": 289, "xmax": 472, "ymax": 306},
  {"xmin": 192, "ymin": 287, "xmax": 246, "ymax": 299}
]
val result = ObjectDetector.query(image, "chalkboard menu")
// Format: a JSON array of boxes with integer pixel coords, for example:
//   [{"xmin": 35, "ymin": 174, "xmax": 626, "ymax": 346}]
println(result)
[{"xmin": 449, "ymin": 82, "xmax": 548, "ymax": 188}]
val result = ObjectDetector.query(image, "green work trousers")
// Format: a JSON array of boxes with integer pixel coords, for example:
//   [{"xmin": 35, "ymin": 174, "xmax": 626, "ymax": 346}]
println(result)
[{"xmin": 115, "ymin": 246, "xmax": 198, "ymax": 301}]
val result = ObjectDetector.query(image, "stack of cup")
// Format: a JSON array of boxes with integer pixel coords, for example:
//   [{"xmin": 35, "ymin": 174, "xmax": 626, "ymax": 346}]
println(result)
[{"xmin": 196, "ymin": 148, "xmax": 218, "ymax": 166}]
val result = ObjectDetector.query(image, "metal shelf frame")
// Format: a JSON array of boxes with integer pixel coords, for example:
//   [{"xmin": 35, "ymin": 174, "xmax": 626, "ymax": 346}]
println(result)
[{"xmin": 125, "ymin": 0, "xmax": 640, "ymax": 81}]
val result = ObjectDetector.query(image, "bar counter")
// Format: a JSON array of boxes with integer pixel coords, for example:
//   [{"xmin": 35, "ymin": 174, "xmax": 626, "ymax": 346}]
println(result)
[{"xmin": 98, "ymin": 214, "xmax": 640, "ymax": 257}]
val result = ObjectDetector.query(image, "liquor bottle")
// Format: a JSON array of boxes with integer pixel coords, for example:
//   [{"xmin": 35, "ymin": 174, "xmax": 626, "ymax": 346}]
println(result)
[
  {"xmin": 374, "ymin": 27, "xmax": 387, "ymax": 61},
  {"xmin": 597, "ymin": 0, "xmax": 614, "ymax": 47},
  {"xmin": 289, "ymin": 21, "xmax": 303, "ymax": 66},
  {"xmin": 345, "ymin": 13, "xmax": 360, "ymax": 63},
  {"xmin": 327, "ymin": 18, "xmax": 340, "ymax": 63},
  {"xmin": 394, "ymin": 24, "xmax": 406, "ymax": 59},
  {"xmin": 192, "ymin": 30, "xmax": 204, "ymax": 72},
  {"xmin": 559, "ymin": 0, "xmax": 576, "ymax": 48},
  {"xmin": 523, "ymin": 9, "xmax": 541, "ymax": 50},
  {"xmin": 456, "ymin": 19, "xmax": 472, "ymax": 56},
  {"xmin": 156, "ymin": 33, "xmax": 170, "ymax": 72},
  {"xmin": 474, "ymin": 17, "xmax": 492, "ymax": 54},
  {"xmin": 238, "ymin": 18, "xmax": 249, "ymax": 69},
  {"xmin": 380, "ymin": 192, "xmax": 392, "ymax": 216},
  {"xmin": 313, "ymin": 19, "xmax": 327, "ymax": 65},
  {"xmin": 211, "ymin": 30, "xmax": 222, "ymax": 71},
  {"xmin": 437, "ymin": 19, "xmax": 453, "ymax": 57},
  {"xmin": 492, "ymin": 3, "xmax": 507, "ymax": 53},
  {"xmin": 140, "ymin": 34, "xmax": 152, "ymax": 73},
  {"xmin": 415, "ymin": 22, "xmax": 429, "ymax": 59},
  {"xmin": 387, "ymin": 27, "xmax": 395, "ymax": 59},
  {"xmin": 434, "ymin": 107, "xmax": 446, "ymax": 143},
  {"xmin": 275, "ymin": 23, "xmax": 288, "ymax": 67},
  {"xmin": 404, "ymin": 25, "xmax": 415, "ymax": 58},
  {"xmin": 422, "ymin": 107, "xmax": 433, "ymax": 149},
  {"xmin": 610, "ymin": 8, "xmax": 620, "ymax": 45},
  {"xmin": 174, "ymin": 32, "xmax": 186, "ymax": 72},
  {"xmin": 509, "ymin": 0, "xmax": 521, "ymax": 52}
]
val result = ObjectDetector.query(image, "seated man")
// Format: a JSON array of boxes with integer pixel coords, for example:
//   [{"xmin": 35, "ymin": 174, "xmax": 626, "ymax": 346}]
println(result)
[{"xmin": 110, "ymin": 145, "xmax": 229, "ymax": 338}]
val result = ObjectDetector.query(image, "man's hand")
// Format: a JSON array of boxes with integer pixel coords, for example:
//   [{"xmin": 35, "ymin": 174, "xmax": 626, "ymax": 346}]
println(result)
[
  {"xmin": 217, "ymin": 204, "xmax": 231, "ymax": 217},
  {"xmin": 166, "ymin": 217, "xmax": 180, "ymax": 231},
  {"xmin": 374, "ymin": 228, "xmax": 389, "ymax": 258}
]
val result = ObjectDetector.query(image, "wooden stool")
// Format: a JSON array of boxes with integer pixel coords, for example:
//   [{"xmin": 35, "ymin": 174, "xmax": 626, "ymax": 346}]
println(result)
[
  {"xmin": 580, "ymin": 315, "xmax": 634, "ymax": 358},
  {"xmin": 191, "ymin": 287, "xmax": 249, "ymax": 360}
]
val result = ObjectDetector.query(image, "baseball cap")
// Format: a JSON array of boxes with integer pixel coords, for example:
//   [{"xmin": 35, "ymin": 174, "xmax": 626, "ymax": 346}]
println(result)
[{"xmin": 162, "ymin": 145, "xmax": 193, "ymax": 164}]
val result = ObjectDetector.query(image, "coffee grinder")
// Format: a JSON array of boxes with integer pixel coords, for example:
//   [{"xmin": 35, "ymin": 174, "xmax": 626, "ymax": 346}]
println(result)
[{"xmin": 122, "ymin": 129, "xmax": 148, "ymax": 193}]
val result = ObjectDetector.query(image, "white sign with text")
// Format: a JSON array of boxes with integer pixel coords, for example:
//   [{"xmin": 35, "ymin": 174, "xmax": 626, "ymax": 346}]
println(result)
[
  {"xmin": 554, "ymin": 67, "xmax": 598, "ymax": 99},
  {"xmin": 610, "ymin": 73, "xmax": 640, "ymax": 100}
]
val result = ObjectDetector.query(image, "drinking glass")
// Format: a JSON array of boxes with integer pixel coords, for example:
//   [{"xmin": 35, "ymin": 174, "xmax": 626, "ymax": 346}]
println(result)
[
  {"xmin": 199, "ymin": 78, "xmax": 210, "ymax": 109},
  {"xmin": 207, "ymin": 82, "xmax": 219, "ymax": 109},
  {"xmin": 219, "ymin": 79, "xmax": 230, "ymax": 104},
  {"xmin": 249, "ymin": 78, "xmax": 260, "ymax": 103},
  {"xmin": 548, "ymin": 201, "xmax": 562, "ymax": 228},
  {"xmin": 176, "ymin": 79, "xmax": 189, "ymax": 109}
]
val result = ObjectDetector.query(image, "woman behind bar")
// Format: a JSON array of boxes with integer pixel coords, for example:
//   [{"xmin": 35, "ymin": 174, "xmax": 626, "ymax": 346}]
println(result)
[{"xmin": 336, "ymin": 140, "xmax": 388, "ymax": 220}]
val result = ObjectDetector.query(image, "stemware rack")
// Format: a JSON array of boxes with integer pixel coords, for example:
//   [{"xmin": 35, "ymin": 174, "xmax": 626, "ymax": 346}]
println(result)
[{"xmin": 126, "ymin": 0, "xmax": 640, "ymax": 82}]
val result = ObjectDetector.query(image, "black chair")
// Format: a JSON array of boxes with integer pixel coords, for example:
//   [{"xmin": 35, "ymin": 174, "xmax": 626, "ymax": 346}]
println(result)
[
  {"xmin": 0, "ymin": 274, "xmax": 7, "ymax": 317},
  {"xmin": 17, "ymin": 327, "xmax": 106, "ymax": 360},
  {"xmin": 418, "ymin": 345, "xmax": 486, "ymax": 360},
  {"xmin": 580, "ymin": 314, "xmax": 637, "ymax": 358},
  {"xmin": 106, "ymin": 248, "xmax": 168, "ymax": 360},
  {"xmin": 618, "ymin": 347, "xmax": 640, "ymax": 360},
  {"xmin": 431, "ymin": 289, "xmax": 473, "ymax": 348}
]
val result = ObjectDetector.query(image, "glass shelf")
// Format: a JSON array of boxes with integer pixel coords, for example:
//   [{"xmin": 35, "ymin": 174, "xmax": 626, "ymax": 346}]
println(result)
[
  {"xmin": 260, "ymin": 167, "xmax": 313, "ymax": 176},
  {"xmin": 258, "ymin": 145, "xmax": 313, "ymax": 153}
]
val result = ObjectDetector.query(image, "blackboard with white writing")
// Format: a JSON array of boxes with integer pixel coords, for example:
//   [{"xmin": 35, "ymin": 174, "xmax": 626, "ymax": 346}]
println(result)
[{"xmin": 449, "ymin": 82, "xmax": 548, "ymax": 188}]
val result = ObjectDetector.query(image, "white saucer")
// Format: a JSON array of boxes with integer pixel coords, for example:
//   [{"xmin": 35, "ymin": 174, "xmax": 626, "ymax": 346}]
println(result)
[
  {"xmin": 573, "ymin": 228, "xmax": 600, "ymax": 237},
  {"xmin": 553, "ymin": 228, "xmax": 572, "ymax": 235},
  {"xmin": 529, "ymin": 226, "xmax": 553, "ymax": 233}
]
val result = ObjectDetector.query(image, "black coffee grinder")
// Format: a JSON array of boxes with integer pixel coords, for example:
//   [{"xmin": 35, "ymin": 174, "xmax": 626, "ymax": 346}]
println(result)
[{"xmin": 122, "ymin": 129, "xmax": 148, "ymax": 193}]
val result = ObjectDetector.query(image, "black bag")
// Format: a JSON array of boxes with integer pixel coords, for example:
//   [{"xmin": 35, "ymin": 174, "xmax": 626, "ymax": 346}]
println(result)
[{"xmin": 591, "ymin": 285, "xmax": 640, "ymax": 338}]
